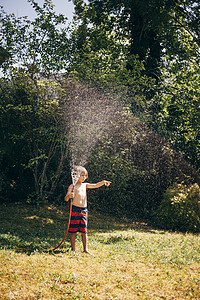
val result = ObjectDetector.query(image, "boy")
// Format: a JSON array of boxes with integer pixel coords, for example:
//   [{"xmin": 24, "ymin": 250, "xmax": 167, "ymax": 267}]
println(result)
[{"xmin": 65, "ymin": 166, "xmax": 111, "ymax": 254}]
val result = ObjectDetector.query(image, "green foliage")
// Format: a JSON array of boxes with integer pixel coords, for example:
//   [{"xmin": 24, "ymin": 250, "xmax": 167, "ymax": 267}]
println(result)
[
  {"xmin": 0, "ymin": 0, "xmax": 70, "ymax": 73},
  {"xmin": 151, "ymin": 23, "xmax": 200, "ymax": 173},
  {"xmin": 87, "ymin": 147, "xmax": 145, "ymax": 217},
  {"xmin": 0, "ymin": 69, "xmax": 70, "ymax": 203},
  {"xmin": 69, "ymin": 0, "xmax": 157, "ymax": 107},
  {"xmin": 86, "ymin": 130, "xmax": 162, "ymax": 220},
  {"xmin": 71, "ymin": 0, "xmax": 200, "ymax": 174},
  {"xmin": 73, "ymin": 0, "xmax": 200, "ymax": 79},
  {"xmin": 152, "ymin": 183, "xmax": 200, "ymax": 233}
]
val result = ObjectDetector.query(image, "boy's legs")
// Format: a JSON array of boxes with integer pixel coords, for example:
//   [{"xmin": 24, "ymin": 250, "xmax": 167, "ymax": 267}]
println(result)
[
  {"xmin": 81, "ymin": 232, "xmax": 93, "ymax": 255},
  {"xmin": 70, "ymin": 232, "xmax": 76, "ymax": 252},
  {"xmin": 81, "ymin": 232, "xmax": 87, "ymax": 252}
]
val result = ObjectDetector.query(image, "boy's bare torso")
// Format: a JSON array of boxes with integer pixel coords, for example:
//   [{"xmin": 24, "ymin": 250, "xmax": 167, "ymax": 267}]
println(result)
[{"xmin": 72, "ymin": 182, "xmax": 87, "ymax": 208}]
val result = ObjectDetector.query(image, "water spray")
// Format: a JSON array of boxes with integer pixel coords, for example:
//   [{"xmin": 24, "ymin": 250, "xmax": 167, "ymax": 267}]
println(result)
[{"xmin": 71, "ymin": 166, "xmax": 82, "ymax": 187}]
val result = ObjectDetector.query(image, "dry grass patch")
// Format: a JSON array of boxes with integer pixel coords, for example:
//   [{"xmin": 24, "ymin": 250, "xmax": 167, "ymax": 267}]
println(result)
[{"xmin": 0, "ymin": 204, "xmax": 200, "ymax": 299}]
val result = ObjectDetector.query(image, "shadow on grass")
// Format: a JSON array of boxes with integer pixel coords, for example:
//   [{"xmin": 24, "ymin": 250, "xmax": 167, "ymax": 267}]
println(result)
[{"xmin": 0, "ymin": 203, "xmax": 157, "ymax": 254}]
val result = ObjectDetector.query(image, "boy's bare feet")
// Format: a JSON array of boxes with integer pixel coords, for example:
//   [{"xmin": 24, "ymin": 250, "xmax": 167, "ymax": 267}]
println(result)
[{"xmin": 84, "ymin": 250, "xmax": 94, "ymax": 255}]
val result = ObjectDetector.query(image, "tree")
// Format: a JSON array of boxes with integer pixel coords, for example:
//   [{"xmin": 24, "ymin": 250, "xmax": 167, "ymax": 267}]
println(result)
[
  {"xmin": 0, "ymin": 0, "xmax": 71, "ymax": 74},
  {"xmin": 70, "ymin": 0, "xmax": 200, "ymax": 172},
  {"xmin": 73, "ymin": 0, "xmax": 200, "ymax": 79},
  {"xmin": 0, "ymin": 69, "xmax": 70, "ymax": 203}
]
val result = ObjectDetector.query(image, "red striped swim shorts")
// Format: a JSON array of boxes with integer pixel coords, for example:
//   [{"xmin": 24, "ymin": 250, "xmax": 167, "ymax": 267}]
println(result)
[{"xmin": 69, "ymin": 205, "xmax": 88, "ymax": 233}]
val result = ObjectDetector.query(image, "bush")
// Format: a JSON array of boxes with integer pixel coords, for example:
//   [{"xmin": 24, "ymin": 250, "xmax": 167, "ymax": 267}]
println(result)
[
  {"xmin": 87, "ymin": 150, "xmax": 140, "ymax": 215},
  {"xmin": 152, "ymin": 183, "xmax": 200, "ymax": 233}
]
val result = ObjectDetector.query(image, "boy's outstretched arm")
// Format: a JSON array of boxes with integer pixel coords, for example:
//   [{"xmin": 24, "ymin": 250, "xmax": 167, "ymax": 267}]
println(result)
[{"xmin": 86, "ymin": 180, "xmax": 111, "ymax": 189}]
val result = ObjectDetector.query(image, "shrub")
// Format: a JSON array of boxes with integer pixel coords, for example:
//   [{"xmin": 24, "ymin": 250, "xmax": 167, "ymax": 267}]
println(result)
[
  {"xmin": 152, "ymin": 183, "xmax": 200, "ymax": 233},
  {"xmin": 86, "ymin": 142, "xmax": 147, "ymax": 219}
]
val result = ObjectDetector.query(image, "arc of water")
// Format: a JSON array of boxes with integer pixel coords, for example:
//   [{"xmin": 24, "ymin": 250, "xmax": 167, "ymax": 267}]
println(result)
[{"xmin": 71, "ymin": 168, "xmax": 81, "ymax": 187}]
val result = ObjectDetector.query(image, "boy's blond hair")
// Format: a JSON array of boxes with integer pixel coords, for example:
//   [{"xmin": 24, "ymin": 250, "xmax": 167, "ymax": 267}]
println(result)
[{"xmin": 72, "ymin": 165, "xmax": 88, "ymax": 179}]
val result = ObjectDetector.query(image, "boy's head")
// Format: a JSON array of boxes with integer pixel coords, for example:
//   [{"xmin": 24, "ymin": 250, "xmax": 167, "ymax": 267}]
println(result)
[{"xmin": 71, "ymin": 165, "xmax": 88, "ymax": 185}]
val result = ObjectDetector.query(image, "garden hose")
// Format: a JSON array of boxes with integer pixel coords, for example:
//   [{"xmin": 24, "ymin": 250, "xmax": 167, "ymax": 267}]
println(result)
[{"xmin": 44, "ymin": 198, "xmax": 72, "ymax": 252}]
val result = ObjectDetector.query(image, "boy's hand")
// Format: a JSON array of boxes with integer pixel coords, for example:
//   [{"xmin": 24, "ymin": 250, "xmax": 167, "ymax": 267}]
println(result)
[
  {"xmin": 64, "ymin": 190, "xmax": 74, "ymax": 201},
  {"xmin": 105, "ymin": 181, "xmax": 111, "ymax": 187},
  {"xmin": 69, "ymin": 191, "xmax": 74, "ymax": 198}
]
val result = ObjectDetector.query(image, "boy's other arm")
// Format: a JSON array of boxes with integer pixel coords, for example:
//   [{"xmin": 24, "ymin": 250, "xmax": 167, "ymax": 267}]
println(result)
[
  {"xmin": 86, "ymin": 181, "xmax": 111, "ymax": 189},
  {"xmin": 64, "ymin": 184, "xmax": 74, "ymax": 201}
]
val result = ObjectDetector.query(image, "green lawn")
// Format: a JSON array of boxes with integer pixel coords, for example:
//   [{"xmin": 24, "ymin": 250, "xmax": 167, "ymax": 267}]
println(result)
[{"xmin": 0, "ymin": 204, "xmax": 199, "ymax": 299}]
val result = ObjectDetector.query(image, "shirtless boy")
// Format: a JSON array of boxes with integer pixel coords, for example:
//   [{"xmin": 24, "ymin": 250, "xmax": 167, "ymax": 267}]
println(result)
[{"xmin": 65, "ymin": 166, "xmax": 111, "ymax": 254}]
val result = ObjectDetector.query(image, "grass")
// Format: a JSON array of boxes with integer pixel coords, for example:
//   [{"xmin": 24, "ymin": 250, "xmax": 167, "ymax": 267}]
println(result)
[{"xmin": 0, "ymin": 203, "xmax": 199, "ymax": 299}]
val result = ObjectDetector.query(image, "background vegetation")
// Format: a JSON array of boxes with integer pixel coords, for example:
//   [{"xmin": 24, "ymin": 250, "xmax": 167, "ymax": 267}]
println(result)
[{"xmin": 0, "ymin": 0, "xmax": 200, "ymax": 232}]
